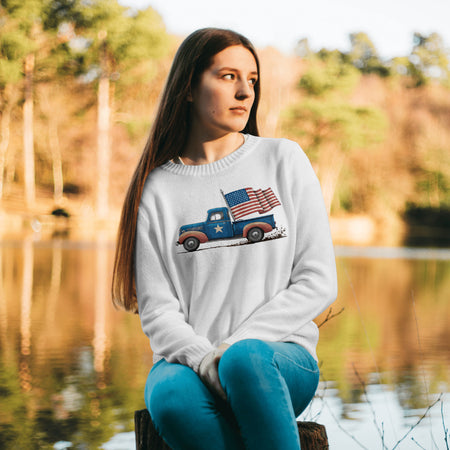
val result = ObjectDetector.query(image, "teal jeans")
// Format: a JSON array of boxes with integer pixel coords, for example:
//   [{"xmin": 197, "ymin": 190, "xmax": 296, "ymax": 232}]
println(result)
[{"xmin": 145, "ymin": 339, "xmax": 319, "ymax": 450}]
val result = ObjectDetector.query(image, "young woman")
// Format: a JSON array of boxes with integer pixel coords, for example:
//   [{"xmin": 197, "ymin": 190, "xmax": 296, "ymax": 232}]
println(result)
[{"xmin": 112, "ymin": 28, "xmax": 337, "ymax": 450}]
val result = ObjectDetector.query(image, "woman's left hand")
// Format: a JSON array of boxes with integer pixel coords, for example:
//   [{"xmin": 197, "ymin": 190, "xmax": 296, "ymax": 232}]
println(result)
[{"xmin": 198, "ymin": 343, "xmax": 230, "ymax": 400}]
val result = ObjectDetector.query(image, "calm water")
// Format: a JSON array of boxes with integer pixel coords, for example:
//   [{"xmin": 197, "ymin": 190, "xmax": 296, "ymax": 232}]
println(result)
[{"xmin": 0, "ymin": 238, "xmax": 449, "ymax": 449}]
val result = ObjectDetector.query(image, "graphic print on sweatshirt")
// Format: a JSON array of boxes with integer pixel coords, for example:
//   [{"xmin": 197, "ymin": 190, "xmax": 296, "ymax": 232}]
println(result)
[{"xmin": 176, "ymin": 186, "xmax": 287, "ymax": 253}]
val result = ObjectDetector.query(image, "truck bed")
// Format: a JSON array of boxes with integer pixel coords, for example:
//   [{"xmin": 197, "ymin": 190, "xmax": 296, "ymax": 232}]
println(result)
[{"xmin": 232, "ymin": 214, "xmax": 275, "ymax": 236}]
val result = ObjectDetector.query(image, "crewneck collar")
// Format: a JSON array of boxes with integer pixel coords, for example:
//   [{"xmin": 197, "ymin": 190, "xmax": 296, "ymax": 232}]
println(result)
[{"xmin": 160, "ymin": 134, "xmax": 256, "ymax": 176}]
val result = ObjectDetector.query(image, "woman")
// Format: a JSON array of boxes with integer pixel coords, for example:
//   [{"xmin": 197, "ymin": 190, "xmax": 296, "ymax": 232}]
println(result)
[{"xmin": 112, "ymin": 28, "xmax": 337, "ymax": 450}]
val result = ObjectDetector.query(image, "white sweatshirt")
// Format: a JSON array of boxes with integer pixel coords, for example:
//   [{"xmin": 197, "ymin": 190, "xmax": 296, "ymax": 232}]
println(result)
[{"xmin": 135, "ymin": 134, "xmax": 337, "ymax": 372}]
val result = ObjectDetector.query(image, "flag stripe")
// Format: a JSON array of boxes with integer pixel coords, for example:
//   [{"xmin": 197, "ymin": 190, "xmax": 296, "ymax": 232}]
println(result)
[
  {"xmin": 224, "ymin": 187, "xmax": 281, "ymax": 219},
  {"xmin": 262, "ymin": 187, "xmax": 281, "ymax": 209},
  {"xmin": 230, "ymin": 188, "xmax": 262, "ymax": 219}
]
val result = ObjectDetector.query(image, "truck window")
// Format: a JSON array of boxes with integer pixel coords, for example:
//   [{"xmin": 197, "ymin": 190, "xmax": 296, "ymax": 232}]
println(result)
[{"xmin": 210, "ymin": 212, "xmax": 224, "ymax": 221}]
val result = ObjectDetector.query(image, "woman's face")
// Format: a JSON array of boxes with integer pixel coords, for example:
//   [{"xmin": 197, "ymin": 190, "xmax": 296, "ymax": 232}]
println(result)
[{"xmin": 189, "ymin": 45, "xmax": 258, "ymax": 137}]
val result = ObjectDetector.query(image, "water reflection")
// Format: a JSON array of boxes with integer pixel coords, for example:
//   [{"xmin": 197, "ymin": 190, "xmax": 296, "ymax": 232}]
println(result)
[
  {"xmin": 0, "ymin": 241, "xmax": 448, "ymax": 449},
  {"xmin": 20, "ymin": 238, "xmax": 33, "ymax": 395},
  {"xmin": 94, "ymin": 234, "xmax": 109, "ymax": 377}
]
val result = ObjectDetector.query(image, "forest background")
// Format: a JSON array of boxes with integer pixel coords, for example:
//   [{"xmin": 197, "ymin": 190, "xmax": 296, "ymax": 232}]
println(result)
[{"xmin": 1, "ymin": 0, "xmax": 449, "ymax": 246}]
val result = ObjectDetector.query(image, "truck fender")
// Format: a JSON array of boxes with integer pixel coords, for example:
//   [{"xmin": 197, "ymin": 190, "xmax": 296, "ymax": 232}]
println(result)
[
  {"xmin": 178, "ymin": 231, "xmax": 209, "ymax": 245},
  {"xmin": 243, "ymin": 222, "xmax": 273, "ymax": 239}
]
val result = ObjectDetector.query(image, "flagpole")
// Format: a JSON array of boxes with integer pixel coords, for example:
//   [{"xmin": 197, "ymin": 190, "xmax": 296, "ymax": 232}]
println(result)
[{"xmin": 220, "ymin": 189, "xmax": 237, "ymax": 222}]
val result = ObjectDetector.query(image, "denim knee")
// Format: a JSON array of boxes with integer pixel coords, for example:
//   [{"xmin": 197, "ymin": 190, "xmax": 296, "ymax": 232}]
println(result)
[
  {"xmin": 146, "ymin": 370, "xmax": 186, "ymax": 431},
  {"xmin": 219, "ymin": 339, "xmax": 273, "ymax": 388}
]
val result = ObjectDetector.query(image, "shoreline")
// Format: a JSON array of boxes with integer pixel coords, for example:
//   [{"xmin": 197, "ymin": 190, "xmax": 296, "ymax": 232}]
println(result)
[{"xmin": 1, "ymin": 209, "xmax": 448, "ymax": 248}]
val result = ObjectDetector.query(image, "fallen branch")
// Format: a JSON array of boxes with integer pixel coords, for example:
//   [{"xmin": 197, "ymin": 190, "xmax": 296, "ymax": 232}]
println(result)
[
  {"xmin": 442, "ymin": 400, "xmax": 449, "ymax": 450},
  {"xmin": 317, "ymin": 306, "xmax": 344, "ymax": 328},
  {"xmin": 410, "ymin": 436, "xmax": 426, "ymax": 449},
  {"xmin": 352, "ymin": 364, "xmax": 388, "ymax": 449},
  {"xmin": 344, "ymin": 264, "xmax": 397, "ymax": 440},
  {"xmin": 411, "ymin": 289, "xmax": 439, "ymax": 449},
  {"xmin": 305, "ymin": 376, "xmax": 328, "ymax": 422},
  {"xmin": 392, "ymin": 394, "xmax": 443, "ymax": 450},
  {"xmin": 322, "ymin": 396, "xmax": 369, "ymax": 450}
]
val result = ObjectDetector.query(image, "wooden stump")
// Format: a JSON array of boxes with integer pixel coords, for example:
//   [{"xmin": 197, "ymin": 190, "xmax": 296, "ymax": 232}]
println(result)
[{"xmin": 135, "ymin": 409, "xmax": 328, "ymax": 449}]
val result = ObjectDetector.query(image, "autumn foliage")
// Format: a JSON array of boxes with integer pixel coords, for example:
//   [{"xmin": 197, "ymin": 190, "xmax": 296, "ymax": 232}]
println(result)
[{"xmin": 0, "ymin": 2, "xmax": 449, "ymax": 245}]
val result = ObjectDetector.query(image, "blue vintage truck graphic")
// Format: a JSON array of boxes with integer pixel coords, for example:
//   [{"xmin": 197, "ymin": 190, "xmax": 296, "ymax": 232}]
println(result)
[{"xmin": 177, "ymin": 206, "xmax": 276, "ymax": 252}]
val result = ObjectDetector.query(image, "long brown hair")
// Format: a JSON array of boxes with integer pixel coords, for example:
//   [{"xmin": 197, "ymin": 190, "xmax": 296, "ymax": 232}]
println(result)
[{"xmin": 112, "ymin": 28, "xmax": 261, "ymax": 312}]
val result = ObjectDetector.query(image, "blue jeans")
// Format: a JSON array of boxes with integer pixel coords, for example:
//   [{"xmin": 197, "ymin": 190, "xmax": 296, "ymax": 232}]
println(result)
[{"xmin": 144, "ymin": 339, "xmax": 320, "ymax": 450}]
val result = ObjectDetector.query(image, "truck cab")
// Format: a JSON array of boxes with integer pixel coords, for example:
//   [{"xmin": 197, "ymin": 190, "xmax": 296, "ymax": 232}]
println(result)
[
  {"xmin": 204, "ymin": 207, "xmax": 233, "ymax": 239},
  {"xmin": 178, "ymin": 207, "xmax": 234, "ymax": 251}
]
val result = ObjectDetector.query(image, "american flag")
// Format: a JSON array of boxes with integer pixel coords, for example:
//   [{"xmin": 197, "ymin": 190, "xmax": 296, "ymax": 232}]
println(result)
[{"xmin": 224, "ymin": 187, "xmax": 281, "ymax": 219}]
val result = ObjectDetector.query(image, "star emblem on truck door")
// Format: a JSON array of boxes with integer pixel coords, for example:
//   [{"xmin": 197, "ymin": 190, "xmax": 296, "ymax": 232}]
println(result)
[{"xmin": 214, "ymin": 224, "xmax": 223, "ymax": 233}]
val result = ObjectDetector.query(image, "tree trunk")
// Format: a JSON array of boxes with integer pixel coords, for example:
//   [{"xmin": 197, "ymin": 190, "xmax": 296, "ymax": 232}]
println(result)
[
  {"xmin": 39, "ymin": 84, "xmax": 65, "ymax": 205},
  {"xmin": 4, "ymin": 146, "xmax": 16, "ymax": 197},
  {"xmin": 318, "ymin": 146, "xmax": 345, "ymax": 214},
  {"xmin": 0, "ymin": 247, "xmax": 6, "ymax": 347},
  {"xmin": 48, "ymin": 118, "xmax": 64, "ymax": 205},
  {"xmin": 23, "ymin": 53, "xmax": 36, "ymax": 208},
  {"xmin": 96, "ymin": 73, "xmax": 111, "ymax": 219},
  {"xmin": 0, "ymin": 89, "xmax": 12, "ymax": 200},
  {"xmin": 134, "ymin": 409, "xmax": 329, "ymax": 450}
]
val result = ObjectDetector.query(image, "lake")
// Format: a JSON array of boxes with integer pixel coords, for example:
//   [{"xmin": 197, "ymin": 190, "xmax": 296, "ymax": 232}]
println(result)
[{"xmin": 0, "ymin": 238, "xmax": 449, "ymax": 449}]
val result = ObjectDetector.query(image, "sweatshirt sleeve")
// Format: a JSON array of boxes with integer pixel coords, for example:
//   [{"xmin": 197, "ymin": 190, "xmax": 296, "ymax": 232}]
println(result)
[
  {"xmin": 135, "ymin": 207, "xmax": 214, "ymax": 372},
  {"xmin": 223, "ymin": 146, "xmax": 338, "ymax": 345}
]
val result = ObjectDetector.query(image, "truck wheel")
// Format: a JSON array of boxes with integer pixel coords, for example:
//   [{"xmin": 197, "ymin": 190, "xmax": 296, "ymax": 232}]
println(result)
[
  {"xmin": 247, "ymin": 227, "xmax": 264, "ymax": 243},
  {"xmin": 183, "ymin": 237, "xmax": 200, "ymax": 252}
]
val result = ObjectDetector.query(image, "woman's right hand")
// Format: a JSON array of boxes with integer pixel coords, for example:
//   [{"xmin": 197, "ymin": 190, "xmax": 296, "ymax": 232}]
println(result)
[{"xmin": 198, "ymin": 343, "xmax": 230, "ymax": 400}]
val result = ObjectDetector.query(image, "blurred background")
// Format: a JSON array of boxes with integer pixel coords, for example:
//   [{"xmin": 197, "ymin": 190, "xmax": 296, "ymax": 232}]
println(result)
[{"xmin": 0, "ymin": 0, "xmax": 449, "ymax": 448}]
